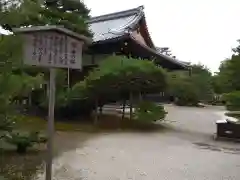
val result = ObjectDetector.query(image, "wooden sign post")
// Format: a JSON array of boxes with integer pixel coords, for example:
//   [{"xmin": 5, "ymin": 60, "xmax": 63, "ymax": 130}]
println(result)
[{"xmin": 13, "ymin": 26, "xmax": 91, "ymax": 180}]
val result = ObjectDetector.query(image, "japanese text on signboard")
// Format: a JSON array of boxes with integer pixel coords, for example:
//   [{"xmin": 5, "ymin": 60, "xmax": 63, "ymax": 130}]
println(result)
[{"xmin": 23, "ymin": 32, "xmax": 83, "ymax": 69}]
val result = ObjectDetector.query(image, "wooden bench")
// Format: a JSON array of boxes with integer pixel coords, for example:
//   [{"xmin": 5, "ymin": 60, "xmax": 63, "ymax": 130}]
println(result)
[{"xmin": 216, "ymin": 117, "xmax": 240, "ymax": 140}]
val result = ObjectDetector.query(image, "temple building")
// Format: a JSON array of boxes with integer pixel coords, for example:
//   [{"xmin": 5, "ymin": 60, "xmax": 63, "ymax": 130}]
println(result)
[{"xmin": 82, "ymin": 6, "xmax": 188, "ymax": 70}]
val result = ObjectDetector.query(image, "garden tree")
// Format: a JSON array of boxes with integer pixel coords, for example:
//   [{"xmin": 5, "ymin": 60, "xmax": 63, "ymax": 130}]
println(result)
[
  {"xmin": 232, "ymin": 39, "xmax": 240, "ymax": 55},
  {"xmin": 214, "ymin": 55, "xmax": 240, "ymax": 93},
  {"xmin": 213, "ymin": 40, "xmax": 240, "ymax": 110},
  {"xmin": 0, "ymin": 66, "xmax": 44, "ymax": 137},
  {"xmin": 4, "ymin": 131, "xmax": 47, "ymax": 153},
  {"xmin": 0, "ymin": 33, "xmax": 46, "ymax": 153},
  {"xmin": 191, "ymin": 64, "xmax": 214, "ymax": 101},
  {"xmin": 70, "ymin": 56, "xmax": 167, "ymax": 122},
  {"xmin": 211, "ymin": 74, "xmax": 223, "ymax": 95},
  {"xmin": 134, "ymin": 101, "xmax": 167, "ymax": 122},
  {"xmin": 223, "ymin": 91, "xmax": 240, "ymax": 111},
  {"xmin": 0, "ymin": 24, "xmax": 44, "ymax": 137},
  {"xmin": 0, "ymin": 0, "xmax": 92, "ymax": 81},
  {"xmin": 212, "ymin": 40, "xmax": 240, "ymax": 94},
  {"xmin": 0, "ymin": 0, "xmax": 92, "ymax": 112},
  {"xmin": 167, "ymin": 63, "xmax": 214, "ymax": 105},
  {"xmin": 167, "ymin": 71, "xmax": 199, "ymax": 106},
  {"xmin": 0, "ymin": 0, "xmax": 92, "ymax": 36}
]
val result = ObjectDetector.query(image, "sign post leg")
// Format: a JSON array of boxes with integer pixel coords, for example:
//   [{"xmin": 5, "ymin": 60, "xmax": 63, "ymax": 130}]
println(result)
[{"xmin": 45, "ymin": 68, "xmax": 56, "ymax": 180}]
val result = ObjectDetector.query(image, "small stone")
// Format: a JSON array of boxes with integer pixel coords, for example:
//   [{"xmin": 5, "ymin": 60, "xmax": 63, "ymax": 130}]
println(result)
[
  {"xmin": 111, "ymin": 156, "xmax": 115, "ymax": 160},
  {"xmin": 140, "ymin": 172, "xmax": 147, "ymax": 176}
]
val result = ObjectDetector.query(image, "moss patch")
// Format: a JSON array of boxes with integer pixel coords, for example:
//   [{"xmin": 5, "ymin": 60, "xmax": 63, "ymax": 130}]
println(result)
[
  {"xmin": 12, "ymin": 114, "xmax": 166, "ymax": 133},
  {"xmin": 13, "ymin": 115, "xmax": 98, "ymax": 132},
  {"xmin": 94, "ymin": 114, "xmax": 166, "ymax": 132}
]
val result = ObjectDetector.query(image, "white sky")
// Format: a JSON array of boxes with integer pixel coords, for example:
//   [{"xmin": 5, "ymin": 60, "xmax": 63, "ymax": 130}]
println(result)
[
  {"xmin": 83, "ymin": 0, "xmax": 240, "ymax": 72},
  {"xmin": 1, "ymin": 0, "xmax": 239, "ymax": 72}
]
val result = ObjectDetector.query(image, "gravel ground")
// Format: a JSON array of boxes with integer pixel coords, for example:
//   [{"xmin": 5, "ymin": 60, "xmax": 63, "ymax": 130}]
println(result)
[{"xmin": 33, "ymin": 105, "xmax": 240, "ymax": 180}]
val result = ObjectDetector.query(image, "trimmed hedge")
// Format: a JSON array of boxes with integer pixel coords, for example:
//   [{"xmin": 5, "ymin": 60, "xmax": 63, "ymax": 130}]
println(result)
[
  {"xmin": 223, "ymin": 91, "xmax": 240, "ymax": 111},
  {"xmin": 134, "ymin": 101, "xmax": 167, "ymax": 122}
]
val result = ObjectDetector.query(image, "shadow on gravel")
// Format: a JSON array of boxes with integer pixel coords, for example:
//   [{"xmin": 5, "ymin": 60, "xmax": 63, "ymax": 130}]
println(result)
[{"xmin": 0, "ymin": 132, "xmax": 96, "ymax": 180}]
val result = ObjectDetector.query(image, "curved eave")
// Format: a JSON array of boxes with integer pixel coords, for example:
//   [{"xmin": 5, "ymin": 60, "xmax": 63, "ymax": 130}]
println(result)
[
  {"xmin": 90, "ymin": 34, "xmax": 129, "ymax": 45},
  {"xmin": 140, "ymin": 15, "xmax": 155, "ymax": 49},
  {"xmin": 126, "ymin": 7, "xmax": 155, "ymax": 49},
  {"xmin": 129, "ymin": 35, "xmax": 189, "ymax": 70}
]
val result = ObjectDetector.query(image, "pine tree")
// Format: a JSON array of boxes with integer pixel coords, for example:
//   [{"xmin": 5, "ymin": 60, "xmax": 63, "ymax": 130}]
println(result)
[{"xmin": 0, "ymin": 0, "xmax": 92, "ymax": 37}]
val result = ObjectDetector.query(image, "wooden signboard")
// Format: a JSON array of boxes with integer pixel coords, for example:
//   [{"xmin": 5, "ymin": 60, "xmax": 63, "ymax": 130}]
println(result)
[
  {"xmin": 13, "ymin": 26, "xmax": 91, "ymax": 180},
  {"xmin": 23, "ymin": 31, "xmax": 83, "ymax": 69}
]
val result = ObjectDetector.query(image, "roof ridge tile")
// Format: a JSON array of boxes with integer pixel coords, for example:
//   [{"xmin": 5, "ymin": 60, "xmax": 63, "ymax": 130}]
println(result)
[{"xmin": 88, "ymin": 6, "xmax": 144, "ymax": 24}]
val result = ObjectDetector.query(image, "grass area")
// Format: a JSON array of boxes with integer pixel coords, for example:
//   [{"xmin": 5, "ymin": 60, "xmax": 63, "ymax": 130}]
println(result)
[
  {"xmin": 13, "ymin": 114, "xmax": 166, "ymax": 132},
  {"xmin": 13, "ymin": 115, "xmax": 99, "ymax": 132}
]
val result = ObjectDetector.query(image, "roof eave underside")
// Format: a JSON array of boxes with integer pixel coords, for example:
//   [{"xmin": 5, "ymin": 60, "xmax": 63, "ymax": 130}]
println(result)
[
  {"xmin": 89, "ymin": 35, "xmax": 189, "ymax": 70},
  {"xmin": 129, "ymin": 36, "xmax": 189, "ymax": 69}
]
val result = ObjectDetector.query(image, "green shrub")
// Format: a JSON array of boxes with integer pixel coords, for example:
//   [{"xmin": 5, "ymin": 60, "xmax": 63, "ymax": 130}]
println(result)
[
  {"xmin": 173, "ymin": 86, "xmax": 199, "ymax": 106},
  {"xmin": 3, "ymin": 131, "xmax": 47, "ymax": 154},
  {"xmin": 134, "ymin": 101, "xmax": 167, "ymax": 122},
  {"xmin": 0, "ymin": 115, "xmax": 14, "ymax": 132},
  {"xmin": 167, "ymin": 73, "xmax": 200, "ymax": 106},
  {"xmin": 223, "ymin": 91, "xmax": 240, "ymax": 111}
]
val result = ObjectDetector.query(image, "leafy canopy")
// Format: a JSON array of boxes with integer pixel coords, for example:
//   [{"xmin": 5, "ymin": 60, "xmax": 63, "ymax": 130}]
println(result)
[
  {"xmin": 213, "ymin": 40, "xmax": 240, "ymax": 94},
  {"xmin": 167, "ymin": 63, "xmax": 214, "ymax": 105},
  {"xmin": 70, "ymin": 56, "xmax": 167, "ymax": 104},
  {"xmin": 0, "ymin": 0, "xmax": 92, "ymax": 36}
]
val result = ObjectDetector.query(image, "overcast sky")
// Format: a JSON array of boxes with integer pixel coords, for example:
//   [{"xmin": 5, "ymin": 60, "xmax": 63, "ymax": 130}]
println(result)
[
  {"xmin": 84, "ymin": 0, "xmax": 240, "ymax": 72},
  {"xmin": 1, "ymin": 0, "xmax": 239, "ymax": 72}
]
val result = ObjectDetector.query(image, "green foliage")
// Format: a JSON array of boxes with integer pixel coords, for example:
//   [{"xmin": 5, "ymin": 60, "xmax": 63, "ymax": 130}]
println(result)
[
  {"xmin": 3, "ymin": 131, "xmax": 47, "ymax": 153},
  {"xmin": 173, "ymin": 82, "xmax": 199, "ymax": 106},
  {"xmin": 70, "ymin": 56, "xmax": 167, "ymax": 106},
  {"xmin": 167, "ymin": 71, "xmax": 198, "ymax": 106},
  {"xmin": 167, "ymin": 63, "xmax": 213, "ymax": 106},
  {"xmin": 232, "ymin": 39, "xmax": 240, "ymax": 55},
  {"xmin": 134, "ymin": 101, "xmax": 167, "ymax": 122},
  {"xmin": 215, "ymin": 56, "xmax": 240, "ymax": 93},
  {"xmin": 0, "ymin": 0, "xmax": 92, "ymax": 36},
  {"xmin": 0, "ymin": 72, "xmax": 43, "ymax": 133},
  {"xmin": 0, "ymin": 0, "xmax": 92, "ymax": 119},
  {"xmin": 0, "ymin": 35, "xmax": 44, "ymax": 134},
  {"xmin": 191, "ymin": 64, "xmax": 214, "ymax": 101},
  {"xmin": 0, "ymin": 116, "xmax": 14, "ymax": 139},
  {"xmin": 223, "ymin": 91, "xmax": 240, "ymax": 111},
  {"xmin": 212, "ymin": 40, "xmax": 240, "ymax": 110},
  {"xmin": 213, "ymin": 40, "xmax": 240, "ymax": 94},
  {"xmin": 0, "ymin": 117, "xmax": 14, "ymax": 132}
]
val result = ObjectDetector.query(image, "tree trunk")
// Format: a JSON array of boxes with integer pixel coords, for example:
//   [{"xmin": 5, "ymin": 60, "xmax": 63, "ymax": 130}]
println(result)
[
  {"xmin": 28, "ymin": 94, "xmax": 32, "ymax": 106},
  {"xmin": 122, "ymin": 99, "xmax": 126, "ymax": 120},
  {"xmin": 139, "ymin": 92, "xmax": 142, "ymax": 102},
  {"xmin": 99, "ymin": 105, "xmax": 103, "ymax": 116},
  {"xmin": 17, "ymin": 144, "xmax": 28, "ymax": 154},
  {"xmin": 129, "ymin": 92, "xmax": 133, "ymax": 120},
  {"xmin": 94, "ymin": 98, "xmax": 98, "ymax": 125}
]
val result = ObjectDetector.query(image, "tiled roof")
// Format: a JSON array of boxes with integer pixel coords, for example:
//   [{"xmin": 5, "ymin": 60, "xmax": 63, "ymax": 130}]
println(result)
[
  {"xmin": 88, "ymin": 6, "xmax": 144, "ymax": 42},
  {"xmin": 88, "ymin": 6, "xmax": 189, "ymax": 69}
]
